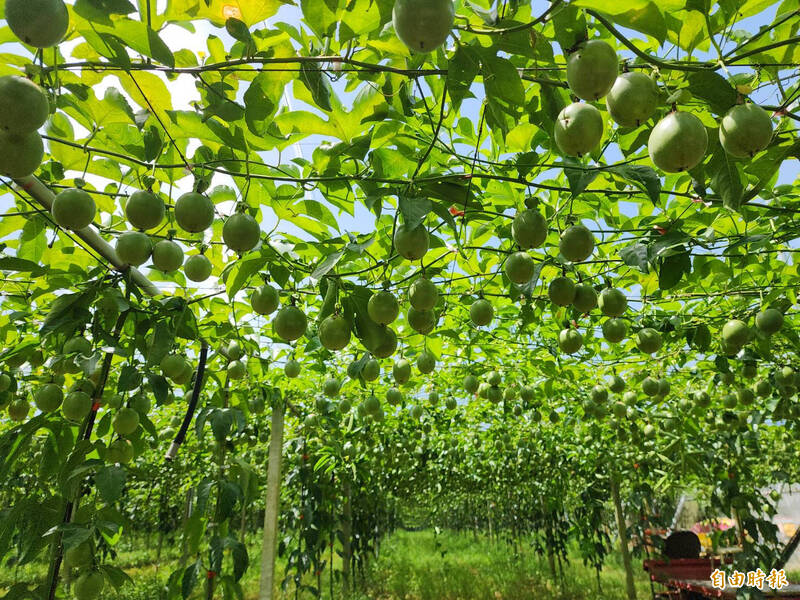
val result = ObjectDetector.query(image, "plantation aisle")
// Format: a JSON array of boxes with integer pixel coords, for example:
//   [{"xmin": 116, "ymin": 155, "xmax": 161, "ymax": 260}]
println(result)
[{"xmin": 2, "ymin": 0, "xmax": 800, "ymax": 598}]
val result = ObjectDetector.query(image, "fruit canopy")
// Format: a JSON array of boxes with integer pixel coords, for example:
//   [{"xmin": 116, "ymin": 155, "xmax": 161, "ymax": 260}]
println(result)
[{"xmin": 1, "ymin": 0, "xmax": 800, "ymax": 597}]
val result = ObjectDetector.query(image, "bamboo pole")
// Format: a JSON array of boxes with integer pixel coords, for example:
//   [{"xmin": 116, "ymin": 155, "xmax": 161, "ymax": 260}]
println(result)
[
  {"xmin": 611, "ymin": 478, "xmax": 637, "ymax": 600},
  {"xmin": 258, "ymin": 399, "xmax": 285, "ymax": 600}
]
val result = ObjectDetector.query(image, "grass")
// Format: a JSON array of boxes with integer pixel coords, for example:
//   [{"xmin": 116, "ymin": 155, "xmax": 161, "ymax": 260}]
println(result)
[{"xmin": 0, "ymin": 529, "xmax": 665, "ymax": 600}]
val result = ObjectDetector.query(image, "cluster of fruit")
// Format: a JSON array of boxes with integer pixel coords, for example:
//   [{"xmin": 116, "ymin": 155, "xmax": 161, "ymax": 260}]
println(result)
[{"xmin": 556, "ymin": 39, "xmax": 773, "ymax": 169}]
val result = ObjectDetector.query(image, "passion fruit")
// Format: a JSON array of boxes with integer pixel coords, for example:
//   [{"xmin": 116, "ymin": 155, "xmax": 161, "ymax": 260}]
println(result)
[
  {"xmin": 393, "ymin": 359, "xmax": 412, "ymax": 384},
  {"xmin": 609, "ymin": 375, "xmax": 625, "ymax": 392},
  {"xmin": 463, "ymin": 374, "xmax": 479, "ymax": 394},
  {"xmin": 5, "ymin": 0, "xmax": 68, "ymax": 48},
  {"xmin": 63, "ymin": 391, "xmax": 92, "ymax": 422},
  {"xmin": 362, "ymin": 358, "xmax": 380, "ymax": 381},
  {"xmin": 408, "ymin": 307, "xmax": 437, "ymax": 334},
  {"xmin": 722, "ymin": 319, "xmax": 750, "ymax": 350},
  {"xmin": 566, "ymin": 39, "xmax": 618, "ymax": 101},
  {"xmin": 115, "ymin": 231, "xmax": 152, "ymax": 266},
  {"xmin": 284, "ymin": 359, "xmax": 301, "ymax": 378},
  {"xmin": 34, "ymin": 383, "xmax": 63, "ymax": 412},
  {"xmin": 512, "ymin": 208, "xmax": 547, "ymax": 249},
  {"xmin": 319, "ymin": 315, "xmax": 351, "ymax": 351},
  {"xmin": 505, "ymin": 251, "xmax": 536, "ymax": 285},
  {"xmin": 559, "ymin": 224, "xmax": 594, "ymax": 263},
  {"xmin": 636, "ymin": 328, "xmax": 663, "ymax": 354},
  {"xmin": 385, "ymin": 388, "xmax": 402, "ymax": 406},
  {"xmin": 227, "ymin": 360, "xmax": 246, "ymax": 380},
  {"xmin": 548, "ymin": 276, "xmax": 576, "ymax": 306},
  {"xmin": 112, "ymin": 407, "xmax": 140, "ymax": 435},
  {"xmin": 469, "ymin": 298, "xmax": 494, "ymax": 326},
  {"xmin": 251, "ymin": 284, "xmax": 279, "ymax": 315},
  {"xmin": 174, "ymin": 192, "xmax": 214, "ymax": 233},
  {"xmin": 572, "ymin": 284, "xmax": 597, "ymax": 313},
  {"xmin": 0, "ymin": 130, "xmax": 43, "ymax": 178},
  {"xmin": 755, "ymin": 308, "xmax": 783, "ymax": 336},
  {"xmin": 151, "ymin": 239, "xmax": 183, "ymax": 272},
  {"xmin": 394, "ymin": 223, "xmax": 429, "ymax": 261},
  {"xmin": 554, "ymin": 102, "xmax": 604, "ymax": 157},
  {"xmin": 368, "ymin": 290, "xmax": 400, "ymax": 325},
  {"xmin": 323, "ymin": 378, "xmax": 341, "ymax": 398},
  {"xmin": 8, "ymin": 398, "xmax": 29, "ymax": 421},
  {"xmin": 222, "ymin": 213, "xmax": 260, "ymax": 253},
  {"xmin": 648, "ymin": 111, "xmax": 708, "ymax": 172},
  {"xmin": 73, "ymin": 571, "xmax": 105, "ymax": 600},
  {"xmin": 364, "ymin": 325, "xmax": 398, "ymax": 358},
  {"xmin": 0, "ymin": 76, "xmax": 49, "ymax": 135},
  {"xmin": 558, "ymin": 328, "xmax": 583, "ymax": 354},
  {"xmin": 719, "ymin": 103, "xmax": 773, "ymax": 158},
  {"xmin": 184, "ymin": 255, "xmax": 212, "ymax": 282},
  {"xmin": 392, "ymin": 0, "xmax": 454, "ymax": 53},
  {"xmin": 274, "ymin": 306, "xmax": 308, "ymax": 342},
  {"xmin": 642, "ymin": 377, "xmax": 660, "ymax": 396},
  {"xmin": 125, "ymin": 190, "xmax": 164, "ymax": 230},
  {"xmin": 408, "ymin": 277, "xmax": 438, "ymax": 310},
  {"xmin": 416, "ymin": 350, "xmax": 436, "ymax": 374},
  {"xmin": 598, "ymin": 288, "xmax": 627, "ymax": 317},
  {"xmin": 605, "ymin": 72, "xmax": 658, "ymax": 127},
  {"xmin": 602, "ymin": 318, "xmax": 627, "ymax": 343}
]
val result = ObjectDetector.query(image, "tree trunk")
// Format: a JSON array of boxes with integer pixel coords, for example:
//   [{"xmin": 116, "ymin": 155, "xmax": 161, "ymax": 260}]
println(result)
[
  {"xmin": 611, "ymin": 477, "xmax": 637, "ymax": 600},
  {"xmin": 258, "ymin": 400, "xmax": 285, "ymax": 600},
  {"xmin": 341, "ymin": 480, "xmax": 353, "ymax": 594}
]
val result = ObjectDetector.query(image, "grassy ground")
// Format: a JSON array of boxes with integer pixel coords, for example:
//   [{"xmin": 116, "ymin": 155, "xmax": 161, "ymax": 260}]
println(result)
[{"xmin": 0, "ymin": 529, "xmax": 669, "ymax": 600}]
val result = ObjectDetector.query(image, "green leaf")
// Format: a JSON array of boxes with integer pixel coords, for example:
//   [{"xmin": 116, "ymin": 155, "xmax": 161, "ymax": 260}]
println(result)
[
  {"xmin": 447, "ymin": 45, "xmax": 480, "ymax": 111},
  {"xmin": 0, "ymin": 256, "xmax": 44, "ymax": 275},
  {"xmin": 182, "ymin": 560, "xmax": 202, "ymax": 599},
  {"xmin": 619, "ymin": 242, "xmax": 650, "ymax": 273},
  {"xmin": 551, "ymin": 3, "xmax": 587, "ymax": 53},
  {"xmin": 562, "ymin": 161, "xmax": 599, "ymax": 196},
  {"xmin": 95, "ymin": 465, "xmax": 127, "ymax": 503},
  {"xmin": 225, "ymin": 18, "xmax": 253, "ymax": 44},
  {"xmin": 398, "ymin": 196, "xmax": 432, "ymax": 229},
  {"xmin": 299, "ymin": 63, "xmax": 333, "ymax": 112},
  {"xmin": 608, "ymin": 164, "xmax": 661, "ymax": 204},
  {"xmin": 574, "ymin": 0, "xmax": 667, "ymax": 44},
  {"xmin": 311, "ymin": 250, "xmax": 344, "ymax": 281},
  {"xmin": 708, "ymin": 142, "xmax": 744, "ymax": 211},
  {"xmin": 480, "ymin": 53, "xmax": 525, "ymax": 112},
  {"xmin": 658, "ymin": 250, "xmax": 691, "ymax": 289},
  {"xmin": 687, "ymin": 72, "xmax": 738, "ymax": 115}
]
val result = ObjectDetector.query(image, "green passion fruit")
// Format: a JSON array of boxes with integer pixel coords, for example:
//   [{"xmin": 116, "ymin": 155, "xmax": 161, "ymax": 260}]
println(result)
[
  {"xmin": 416, "ymin": 350, "xmax": 436, "ymax": 374},
  {"xmin": 504, "ymin": 251, "xmax": 535, "ymax": 284},
  {"xmin": 112, "ymin": 407, "xmax": 140, "ymax": 435},
  {"xmin": 602, "ymin": 318, "xmax": 627, "ymax": 343},
  {"xmin": 408, "ymin": 307, "xmax": 437, "ymax": 335},
  {"xmin": 184, "ymin": 254, "xmax": 212, "ymax": 282},
  {"xmin": 274, "ymin": 306, "xmax": 308, "ymax": 342},
  {"xmin": 284, "ymin": 359, "xmax": 301, "ymax": 378},
  {"xmin": 34, "ymin": 383, "xmax": 63, "ymax": 412},
  {"xmin": 227, "ymin": 360, "xmax": 246, "ymax": 380},
  {"xmin": 174, "ymin": 192, "xmax": 214, "ymax": 233},
  {"xmin": 548, "ymin": 276, "xmax": 576, "ymax": 306},
  {"xmin": 223, "ymin": 213, "xmax": 260, "ymax": 253},
  {"xmin": 0, "ymin": 130, "xmax": 43, "ymax": 178},
  {"xmin": 605, "ymin": 72, "xmax": 658, "ymax": 128},
  {"xmin": 63, "ymin": 391, "xmax": 92, "ymax": 422},
  {"xmin": 362, "ymin": 358, "xmax": 380, "ymax": 381},
  {"xmin": 512, "ymin": 209, "xmax": 547, "ymax": 249},
  {"xmin": 319, "ymin": 315, "xmax": 351, "ymax": 351},
  {"xmin": 566, "ymin": 39, "xmax": 618, "ymax": 101},
  {"xmin": 8, "ymin": 398, "xmax": 29, "ymax": 421},
  {"xmin": 151, "ymin": 239, "xmax": 183, "ymax": 272},
  {"xmin": 558, "ymin": 328, "xmax": 583, "ymax": 354},
  {"xmin": 648, "ymin": 111, "xmax": 708, "ymax": 172},
  {"xmin": 408, "ymin": 277, "xmax": 438, "ymax": 310},
  {"xmin": 161, "ymin": 354, "xmax": 188, "ymax": 380},
  {"xmin": 636, "ymin": 328, "xmax": 663, "ymax": 354},
  {"xmin": 251, "ymin": 284, "xmax": 279, "ymax": 315},
  {"xmin": 719, "ymin": 103, "xmax": 773, "ymax": 158},
  {"xmin": 0, "ymin": 76, "xmax": 49, "ymax": 135},
  {"xmin": 368, "ymin": 290, "xmax": 400, "ymax": 325},
  {"xmin": 598, "ymin": 288, "xmax": 627, "ymax": 317},
  {"xmin": 115, "ymin": 231, "xmax": 152, "ymax": 266},
  {"xmin": 755, "ymin": 308, "xmax": 783, "ymax": 336},
  {"xmin": 392, "ymin": 0, "xmax": 454, "ymax": 53},
  {"xmin": 469, "ymin": 298, "xmax": 494, "ymax": 326},
  {"xmin": 394, "ymin": 223, "xmax": 429, "ymax": 261},
  {"xmin": 463, "ymin": 374, "xmax": 479, "ymax": 394},
  {"xmin": 125, "ymin": 190, "xmax": 164, "ymax": 230},
  {"xmin": 323, "ymin": 378, "xmax": 341, "ymax": 398},
  {"xmin": 393, "ymin": 359, "xmax": 412, "ymax": 384},
  {"xmin": 559, "ymin": 224, "xmax": 594, "ymax": 262},
  {"xmin": 385, "ymin": 388, "xmax": 402, "ymax": 406},
  {"xmin": 642, "ymin": 377, "xmax": 660, "ymax": 396},
  {"xmin": 63, "ymin": 541, "xmax": 93, "ymax": 569},
  {"xmin": 572, "ymin": 284, "xmax": 597, "ymax": 313},
  {"xmin": 722, "ymin": 319, "xmax": 750, "ymax": 350},
  {"xmin": 364, "ymin": 325, "xmax": 398, "ymax": 358},
  {"xmin": 73, "ymin": 571, "xmax": 105, "ymax": 600},
  {"xmin": 5, "ymin": 0, "xmax": 69, "ymax": 47},
  {"xmin": 554, "ymin": 102, "xmax": 603, "ymax": 157},
  {"xmin": 609, "ymin": 375, "xmax": 626, "ymax": 392}
]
